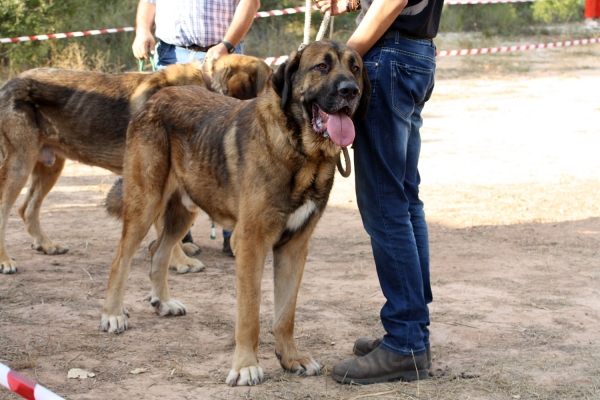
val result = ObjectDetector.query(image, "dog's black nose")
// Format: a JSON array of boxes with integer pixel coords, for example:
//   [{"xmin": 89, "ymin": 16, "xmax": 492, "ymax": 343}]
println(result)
[{"xmin": 338, "ymin": 81, "xmax": 359, "ymax": 99}]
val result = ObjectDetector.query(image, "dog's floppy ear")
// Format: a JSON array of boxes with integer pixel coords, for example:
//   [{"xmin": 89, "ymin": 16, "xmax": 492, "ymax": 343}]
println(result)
[
  {"xmin": 254, "ymin": 63, "xmax": 273, "ymax": 97},
  {"xmin": 353, "ymin": 65, "xmax": 371, "ymax": 121},
  {"xmin": 225, "ymin": 73, "xmax": 255, "ymax": 99},
  {"xmin": 211, "ymin": 61, "xmax": 231, "ymax": 96},
  {"xmin": 271, "ymin": 50, "xmax": 302, "ymax": 109}
]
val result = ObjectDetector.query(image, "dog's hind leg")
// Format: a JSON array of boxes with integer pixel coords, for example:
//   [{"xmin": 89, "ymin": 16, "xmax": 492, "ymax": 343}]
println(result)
[
  {"xmin": 100, "ymin": 191, "xmax": 163, "ymax": 333},
  {"xmin": 272, "ymin": 227, "xmax": 321, "ymax": 377},
  {"xmin": 146, "ymin": 190, "xmax": 197, "ymax": 316},
  {"xmin": 0, "ymin": 117, "xmax": 40, "ymax": 273},
  {"xmin": 100, "ymin": 163, "xmax": 170, "ymax": 333},
  {"xmin": 18, "ymin": 155, "xmax": 69, "ymax": 255}
]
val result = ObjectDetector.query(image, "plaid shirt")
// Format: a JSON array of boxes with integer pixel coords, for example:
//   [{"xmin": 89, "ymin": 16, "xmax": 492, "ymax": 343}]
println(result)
[{"xmin": 145, "ymin": 0, "xmax": 240, "ymax": 47}]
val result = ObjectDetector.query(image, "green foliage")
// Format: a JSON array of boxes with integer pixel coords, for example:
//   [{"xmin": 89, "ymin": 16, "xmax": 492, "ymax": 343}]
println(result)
[
  {"xmin": 56, "ymin": 0, "xmax": 138, "ymax": 72},
  {"xmin": 439, "ymin": 0, "xmax": 585, "ymax": 35},
  {"xmin": 531, "ymin": 0, "xmax": 585, "ymax": 23},
  {"xmin": 0, "ymin": 0, "xmax": 589, "ymax": 79},
  {"xmin": 1, "ymin": 0, "xmax": 76, "ymax": 72},
  {"xmin": 1, "ymin": 0, "xmax": 136, "ymax": 78},
  {"xmin": 439, "ymin": 3, "xmax": 535, "ymax": 36}
]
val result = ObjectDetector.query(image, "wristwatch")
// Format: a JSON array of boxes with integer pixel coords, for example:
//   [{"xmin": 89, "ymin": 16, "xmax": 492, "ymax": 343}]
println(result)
[{"xmin": 221, "ymin": 40, "xmax": 236, "ymax": 54}]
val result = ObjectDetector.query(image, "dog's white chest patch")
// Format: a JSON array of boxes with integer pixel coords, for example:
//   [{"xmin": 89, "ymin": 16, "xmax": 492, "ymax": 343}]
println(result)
[
  {"xmin": 181, "ymin": 193, "xmax": 200, "ymax": 213},
  {"xmin": 286, "ymin": 200, "xmax": 316, "ymax": 231}
]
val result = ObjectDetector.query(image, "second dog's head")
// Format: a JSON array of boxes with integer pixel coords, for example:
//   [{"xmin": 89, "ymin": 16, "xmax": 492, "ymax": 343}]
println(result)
[{"xmin": 211, "ymin": 54, "xmax": 273, "ymax": 100}]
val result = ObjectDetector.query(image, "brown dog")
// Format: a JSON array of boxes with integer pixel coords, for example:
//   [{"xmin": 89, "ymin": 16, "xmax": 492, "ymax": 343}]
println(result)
[
  {"xmin": 0, "ymin": 54, "xmax": 272, "ymax": 274},
  {"xmin": 100, "ymin": 40, "xmax": 370, "ymax": 386}
]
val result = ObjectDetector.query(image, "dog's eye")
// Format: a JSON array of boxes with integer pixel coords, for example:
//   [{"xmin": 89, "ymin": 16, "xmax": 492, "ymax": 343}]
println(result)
[
  {"xmin": 351, "ymin": 65, "xmax": 360, "ymax": 73},
  {"xmin": 315, "ymin": 63, "xmax": 328, "ymax": 71}
]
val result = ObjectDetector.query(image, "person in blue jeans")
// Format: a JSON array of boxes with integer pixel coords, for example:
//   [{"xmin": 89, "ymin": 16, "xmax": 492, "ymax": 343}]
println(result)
[
  {"xmin": 316, "ymin": 0, "xmax": 443, "ymax": 384},
  {"xmin": 132, "ymin": 0, "xmax": 260, "ymax": 256}
]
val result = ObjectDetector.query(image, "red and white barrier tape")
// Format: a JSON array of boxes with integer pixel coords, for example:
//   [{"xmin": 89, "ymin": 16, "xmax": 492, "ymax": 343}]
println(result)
[
  {"xmin": 0, "ymin": 363, "xmax": 64, "ymax": 400},
  {"xmin": 445, "ymin": 0, "xmax": 532, "ymax": 4},
  {"xmin": 1, "ymin": 27, "xmax": 134, "ymax": 44},
  {"xmin": 255, "ymin": 5, "xmax": 317, "ymax": 18},
  {"xmin": 1, "ymin": 0, "xmax": 541, "ymax": 44},
  {"xmin": 1, "ymin": 3, "xmax": 597, "ymax": 65},
  {"xmin": 436, "ymin": 37, "xmax": 600, "ymax": 56},
  {"xmin": 265, "ymin": 37, "xmax": 599, "ymax": 65},
  {"xmin": 0, "ymin": 6, "xmax": 317, "ymax": 43}
]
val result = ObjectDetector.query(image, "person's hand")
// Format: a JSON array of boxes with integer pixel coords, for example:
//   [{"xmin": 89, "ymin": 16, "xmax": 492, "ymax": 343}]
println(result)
[
  {"xmin": 132, "ymin": 30, "xmax": 156, "ymax": 60},
  {"xmin": 315, "ymin": 0, "xmax": 347, "ymax": 16},
  {"xmin": 202, "ymin": 43, "xmax": 230, "ymax": 90}
]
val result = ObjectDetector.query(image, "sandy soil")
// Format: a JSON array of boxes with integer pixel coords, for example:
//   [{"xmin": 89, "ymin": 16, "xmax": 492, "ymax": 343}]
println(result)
[{"xmin": 1, "ymin": 43, "xmax": 599, "ymax": 400}]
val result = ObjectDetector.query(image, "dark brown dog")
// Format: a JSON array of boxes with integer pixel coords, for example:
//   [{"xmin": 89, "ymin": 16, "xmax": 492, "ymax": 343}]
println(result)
[
  {"xmin": 101, "ymin": 40, "xmax": 370, "ymax": 386},
  {"xmin": 0, "ymin": 54, "xmax": 272, "ymax": 274}
]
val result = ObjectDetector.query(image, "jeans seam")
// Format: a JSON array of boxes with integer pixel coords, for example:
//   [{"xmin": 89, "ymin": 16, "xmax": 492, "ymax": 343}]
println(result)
[{"xmin": 370, "ymin": 89, "xmax": 413, "ymax": 332}]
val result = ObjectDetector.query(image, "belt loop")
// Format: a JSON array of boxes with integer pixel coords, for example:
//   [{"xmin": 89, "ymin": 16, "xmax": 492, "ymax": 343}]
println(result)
[{"xmin": 395, "ymin": 30, "xmax": 400, "ymax": 44}]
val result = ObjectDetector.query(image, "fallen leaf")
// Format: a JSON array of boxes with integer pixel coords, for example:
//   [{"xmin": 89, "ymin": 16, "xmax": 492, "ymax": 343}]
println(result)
[
  {"xmin": 130, "ymin": 368, "xmax": 149, "ymax": 375},
  {"xmin": 68, "ymin": 368, "xmax": 95, "ymax": 379}
]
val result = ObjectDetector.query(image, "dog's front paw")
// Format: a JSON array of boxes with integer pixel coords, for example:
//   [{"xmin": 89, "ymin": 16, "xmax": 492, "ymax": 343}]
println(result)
[
  {"xmin": 32, "ymin": 239, "xmax": 69, "ymax": 255},
  {"xmin": 145, "ymin": 295, "xmax": 187, "ymax": 317},
  {"xmin": 226, "ymin": 366, "xmax": 264, "ymax": 386},
  {"xmin": 170, "ymin": 258, "xmax": 205, "ymax": 274},
  {"xmin": 0, "ymin": 257, "xmax": 17, "ymax": 274},
  {"xmin": 99, "ymin": 308, "xmax": 130, "ymax": 333},
  {"xmin": 181, "ymin": 242, "xmax": 201, "ymax": 257},
  {"xmin": 276, "ymin": 352, "xmax": 321, "ymax": 376},
  {"xmin": 169, "ymin": 245, "xmax": 205, "ymax": 274},
  {"xmin": 186, "ymin": 258, "xmax": 205, "ymax": 273}
]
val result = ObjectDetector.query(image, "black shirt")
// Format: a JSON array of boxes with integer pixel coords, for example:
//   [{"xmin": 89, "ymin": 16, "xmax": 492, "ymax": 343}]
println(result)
[{"xmin": 357, "ymin": 0, "xmax": 445, "ymax": 39}]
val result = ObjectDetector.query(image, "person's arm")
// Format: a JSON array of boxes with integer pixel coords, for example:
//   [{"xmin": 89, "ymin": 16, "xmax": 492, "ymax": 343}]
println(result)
[
  {"xmin": 202, "ymin": 0, "xmax": 261, "ymax": 87},
  {"xmin": 132, "ymin": 0, "xmax": 157, "ymax": 60},
  {"xmin": 317, "ymin": 0, "xmax": 407, "ymax": 56}
]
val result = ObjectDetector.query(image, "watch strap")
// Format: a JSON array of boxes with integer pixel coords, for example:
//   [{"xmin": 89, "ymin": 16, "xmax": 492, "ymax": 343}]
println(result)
[{"xmin": 221, "ymin": 40, "xmax": 235, "ymax": 54}]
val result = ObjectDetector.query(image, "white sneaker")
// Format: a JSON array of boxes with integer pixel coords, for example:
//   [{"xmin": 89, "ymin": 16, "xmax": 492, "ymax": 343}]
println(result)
[{"xmin": 584, "ymin": 18, "xmax": 599, "ymax": 28}]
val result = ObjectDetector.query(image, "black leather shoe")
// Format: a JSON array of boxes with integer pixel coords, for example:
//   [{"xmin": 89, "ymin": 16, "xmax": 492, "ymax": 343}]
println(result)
[
  {"xmin": 222, "ymin": 236, "xmax": 234, "ymax": 257},
  {"xmin": 182, "ymin": 231, "xmax": 194, "ymax": 244},
  {"xmin": 354, "ymin": 337, "xmax": 432, "ymax": 369},
  {"xmin": 332, "ymin": 346, "xmax": 429, "ymax": 384}
]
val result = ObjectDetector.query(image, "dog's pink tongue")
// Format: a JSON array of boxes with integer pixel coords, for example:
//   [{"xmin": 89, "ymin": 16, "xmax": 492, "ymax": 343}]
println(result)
[{"xmin": 326, "ymin": 111, "xmax": 355, "ymax": 147}]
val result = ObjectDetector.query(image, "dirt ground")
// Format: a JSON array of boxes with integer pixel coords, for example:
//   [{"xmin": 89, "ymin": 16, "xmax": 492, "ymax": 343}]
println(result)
[{"xmin": 1, "ymin": 42, "xmax": 599, "ymax": 400}]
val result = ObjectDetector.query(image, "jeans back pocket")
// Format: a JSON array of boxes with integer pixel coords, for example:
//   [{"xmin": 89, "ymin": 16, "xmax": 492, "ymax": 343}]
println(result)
[{"xmin": 392, "ymin": 61, "xmax": 434, "ymax": 119}]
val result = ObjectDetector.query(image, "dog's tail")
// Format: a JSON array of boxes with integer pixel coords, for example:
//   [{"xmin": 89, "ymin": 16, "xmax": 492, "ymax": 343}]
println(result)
[
  {"xmin": 130, "ymin": 61, "xmax": 206, "ymax": 115},
  {"xmin": 105, "ymin": 178, "xmax": 124, "ymax": 220}
]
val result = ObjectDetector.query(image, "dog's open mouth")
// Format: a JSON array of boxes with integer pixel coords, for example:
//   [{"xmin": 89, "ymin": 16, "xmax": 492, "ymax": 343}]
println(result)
[{"xmin": 311, "ymin": 104, "xmax": 355, "ymax": 147}]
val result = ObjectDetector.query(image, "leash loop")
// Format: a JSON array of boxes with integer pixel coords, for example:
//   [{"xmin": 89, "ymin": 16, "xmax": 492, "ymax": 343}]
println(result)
[
  {"xmin": 337, "ymin": 147, "xmax": 352, "ymax": 177},
  {"xmin": 300, "ymin": 0, "xmax": 331, "ymax": 50}
]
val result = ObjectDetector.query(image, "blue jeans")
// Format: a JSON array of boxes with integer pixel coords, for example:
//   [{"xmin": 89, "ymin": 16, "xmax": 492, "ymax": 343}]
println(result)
[
  {"xmin": 155, "ymin": 40, "xmax": 242, "ymax": 239},
  {"xmin": 155, "ymin": 40, "xmax": 243, "ymax": 68},
  {"xmin": 353, "ymin": 34, "xmax": 436, "ymax": 356}
]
